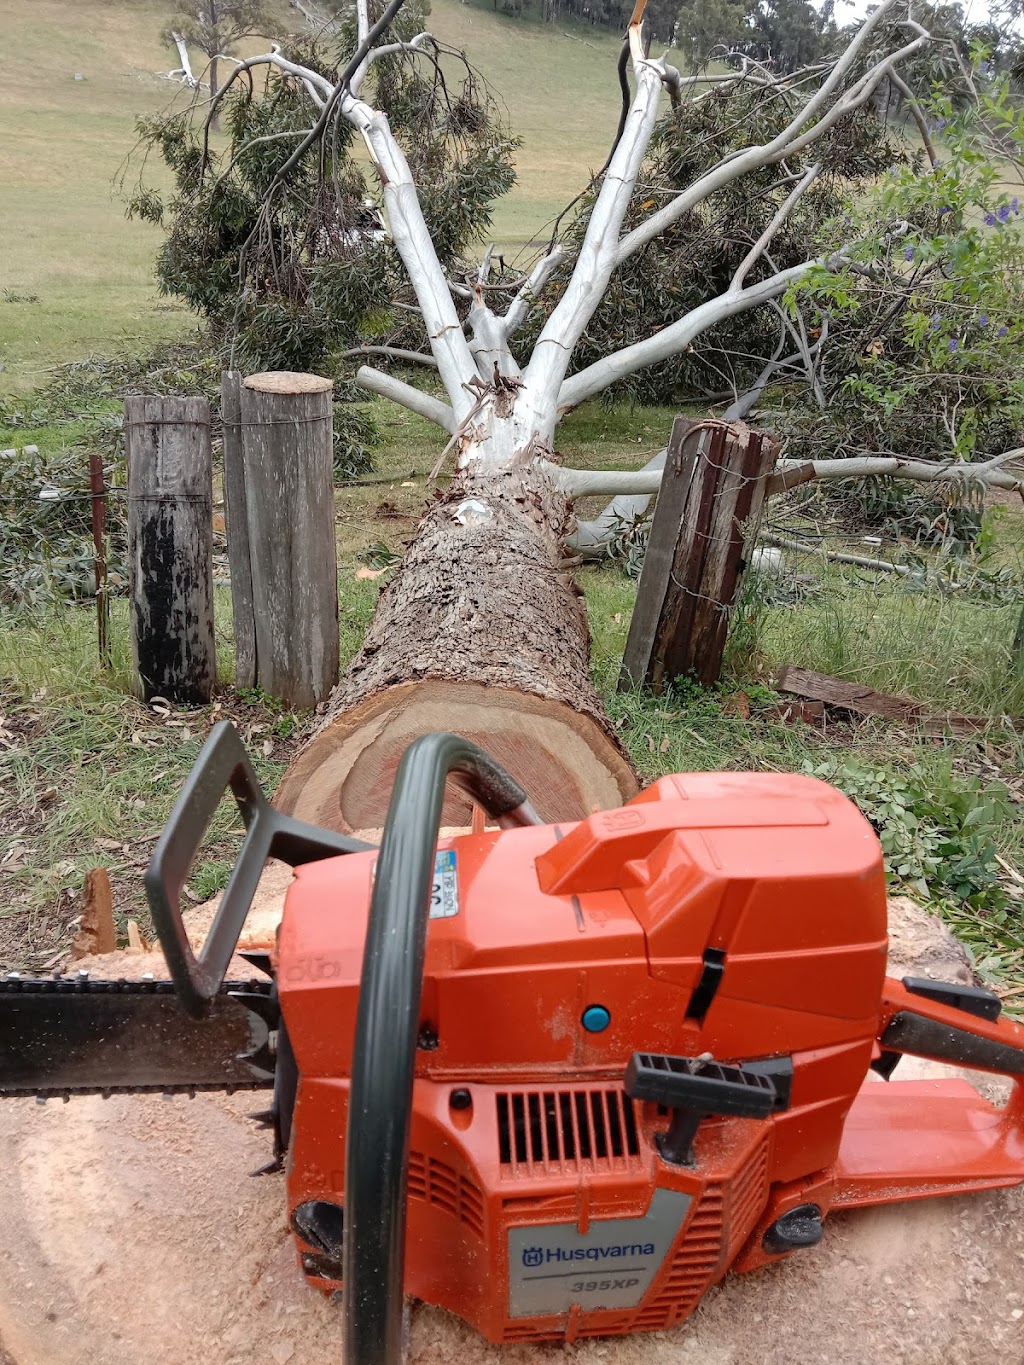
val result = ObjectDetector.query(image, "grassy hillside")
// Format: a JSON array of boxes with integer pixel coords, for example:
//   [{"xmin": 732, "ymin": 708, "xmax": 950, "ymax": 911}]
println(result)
[{"xmin": 0, "ymin": 0, "xmax": 634, "ymax": 386}]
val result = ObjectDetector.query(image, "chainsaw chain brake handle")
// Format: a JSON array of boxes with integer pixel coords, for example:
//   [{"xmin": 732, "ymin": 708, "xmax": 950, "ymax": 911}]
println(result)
[
  {"xmin": 146, "ymin": 720, "xmax": 375, "ymax": 1019},
  {"xmin": 341, "ymin": 732, "xmax": 540, "ymax": 1365}
]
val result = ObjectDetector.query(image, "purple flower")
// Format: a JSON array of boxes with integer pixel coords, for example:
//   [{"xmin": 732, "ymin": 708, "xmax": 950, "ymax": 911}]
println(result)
[
  {"xmin": 998, "ymin": 204, "xmax": 1012, "ymax": 223},
  {"xmin": 985, "ymin": 212, "xmax": 997, "ymax": 226},
  {"xmin": 1013, "ymin": 198, "xmax": 1020, "ymax": 213},
  {"xmin": 904, "ymin": 246, "xmax": 914, "ymax": 261},
  {"xmin": 979, "ymin": 313, "xmax": 989, "ymax": 327},
  {"xmin": 948, "ymin": 338, "xmax": 959, "ymax": 352},
  {"xmin": 998, "ymin": 325, "xmax": 1009, "ymax": 337},
  {"xmin": 979, "ymin": 60, "xmax": 990, "ymax": 75},
  {"xmin": 938, "ymin": 205, "xmax": 952, "ymax": 215},
  {"xmin": 930, "ymin": 313, "xmax": 942, "ymax": 330}
]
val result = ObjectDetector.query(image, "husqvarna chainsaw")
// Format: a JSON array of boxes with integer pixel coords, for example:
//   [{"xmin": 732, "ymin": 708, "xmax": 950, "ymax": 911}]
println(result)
[{"xmin": 3, "ymin": 721, "xmax": 1024, "ymax": 1361}]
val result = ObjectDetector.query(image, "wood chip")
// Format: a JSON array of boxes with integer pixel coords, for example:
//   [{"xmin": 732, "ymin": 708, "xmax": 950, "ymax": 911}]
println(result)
[
  {"xmin": 71, "ymin": 868, "xmax": 116, "ymax": 958},
  {"xmin": 126, "ymin": 919, "xmax": 149, "ymax": 953}
]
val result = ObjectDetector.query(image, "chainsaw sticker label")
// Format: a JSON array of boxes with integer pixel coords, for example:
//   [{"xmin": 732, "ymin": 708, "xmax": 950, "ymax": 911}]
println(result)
[
  {"xmin": 429, "ymin": 850, "xmax": 459, "ymax": 918},
  {"xmin": 507, "ymin": 1187, "xmax": 691, "ymax": 1317}
]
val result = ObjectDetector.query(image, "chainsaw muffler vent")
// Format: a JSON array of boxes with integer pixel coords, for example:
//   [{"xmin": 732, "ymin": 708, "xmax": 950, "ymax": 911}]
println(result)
[{"xmin": 496, "ymin": 1087, "xmax": 641, "ymax": 1177}]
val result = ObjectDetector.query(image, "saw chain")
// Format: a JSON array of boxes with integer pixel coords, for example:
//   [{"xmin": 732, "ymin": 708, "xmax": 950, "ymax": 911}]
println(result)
[{"xmin": 0, "ymin": 971, "xmax": 277, "ymax": 1101}]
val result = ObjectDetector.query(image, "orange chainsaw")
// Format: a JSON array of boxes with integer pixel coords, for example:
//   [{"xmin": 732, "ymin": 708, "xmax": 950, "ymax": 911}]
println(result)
[{"xmin": 3, "ymin": 721, "xmax": 1024, "ymax": 1362}]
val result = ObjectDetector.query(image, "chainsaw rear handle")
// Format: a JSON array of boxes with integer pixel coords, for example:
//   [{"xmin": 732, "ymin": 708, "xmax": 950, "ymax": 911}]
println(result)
[
  {"xmin": 878, "ymin": 977, "xmax": 1024, "ymax": 1078},
  {"xmin": 343, "ymin": 732, "xmax": 539, "ymax": 1365},
  {"xmin": 146, "ymin": 721, "xmax": 373, "ymax": 1019}
]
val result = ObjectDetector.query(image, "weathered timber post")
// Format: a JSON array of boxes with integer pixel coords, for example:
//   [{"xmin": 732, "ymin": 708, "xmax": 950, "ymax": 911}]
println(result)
[
  {"xmin": 88, "ymin": 452, "xmax": 111, "ymax": 672},
  {"xmin": 221, "ymin": 371, "xmax": 256, "ymax": 690},
  {"xmin": 239, "ymin": 371, "xmax": 338, "ymax": 710},
  {"xmin": 125, "ymin": 395, "xmax": 216, "ymax": 703},
  {"xmin": 620, "ymin": 417, "xmax": 777, "ymax": 692}
]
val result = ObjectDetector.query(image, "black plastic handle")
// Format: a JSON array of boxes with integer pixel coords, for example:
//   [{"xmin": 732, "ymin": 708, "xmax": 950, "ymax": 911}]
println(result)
[
  {"xmin": 146, "ymin": 721, "xmax": 372, "ymax": 1018},
  {"xmin": 342, "ymin": 733, "xmax": 538, "ymax": 1365}
]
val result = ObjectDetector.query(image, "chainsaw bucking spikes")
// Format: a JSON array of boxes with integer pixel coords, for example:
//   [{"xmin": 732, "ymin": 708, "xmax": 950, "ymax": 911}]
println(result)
[{"xmin": 238, "ymin": 949, "xmax": 275, "ymax": 978}]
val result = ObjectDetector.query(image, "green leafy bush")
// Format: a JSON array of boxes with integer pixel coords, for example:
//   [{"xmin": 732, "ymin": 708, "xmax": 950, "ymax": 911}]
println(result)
[{"xmin": 803, "ymin": 755, "xmax": 1014, "ymax": 911}]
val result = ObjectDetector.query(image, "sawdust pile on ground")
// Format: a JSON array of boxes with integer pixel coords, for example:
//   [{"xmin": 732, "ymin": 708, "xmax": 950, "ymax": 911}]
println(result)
[{"xmin": 1, "ymin": 897, "xmax": 1022, "ymax": 1364}]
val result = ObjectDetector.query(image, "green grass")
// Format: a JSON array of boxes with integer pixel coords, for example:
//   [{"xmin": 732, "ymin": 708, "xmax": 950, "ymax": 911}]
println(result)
[{"xmin": 0, "ymin": 0, "xmax": 202, "ymax": 387}]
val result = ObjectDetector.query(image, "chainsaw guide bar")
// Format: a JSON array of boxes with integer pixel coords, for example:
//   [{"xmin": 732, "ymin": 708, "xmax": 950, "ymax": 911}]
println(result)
[{"xmin": 0, "ymin": 973, "xmax": 276, "ymax": 1100}]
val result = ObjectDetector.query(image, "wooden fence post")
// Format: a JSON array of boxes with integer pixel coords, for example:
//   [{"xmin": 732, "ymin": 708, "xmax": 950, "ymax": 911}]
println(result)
[
  {"xmin": 221, "ymin": 371, "xmax": 256, "ymax": 690},
  {"xmin": 239, "ymin": 371, "xmax": 339, "ymax": 710},
  {"xmin": 620, "ymin": 417, "xmax": 777, "ymax": 692},
  {"xmin": 125, "ymin": 395, "xmax": 216, "ymax": 703},
  {"xmin": 88, "ymin": 451, "xmax": 111, "ymax": 672}
]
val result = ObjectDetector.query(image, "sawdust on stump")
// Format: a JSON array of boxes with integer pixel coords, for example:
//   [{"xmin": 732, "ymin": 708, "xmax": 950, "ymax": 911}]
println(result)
[{"xmin": 1, "ymin": 890, "xmax": 1022, "ymax": 1364}]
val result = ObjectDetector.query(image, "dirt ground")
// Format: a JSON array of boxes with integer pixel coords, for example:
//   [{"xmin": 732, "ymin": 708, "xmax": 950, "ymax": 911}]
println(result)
[{"xmin": 0, "ymin": 893, "xmax": 1022, "ymax": 1365}]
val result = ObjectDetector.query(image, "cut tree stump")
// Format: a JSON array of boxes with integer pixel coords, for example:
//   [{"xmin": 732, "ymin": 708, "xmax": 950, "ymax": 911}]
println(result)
[{"xmin": 274, "ymin": 463, "xmax": 638, "ymax": 831}]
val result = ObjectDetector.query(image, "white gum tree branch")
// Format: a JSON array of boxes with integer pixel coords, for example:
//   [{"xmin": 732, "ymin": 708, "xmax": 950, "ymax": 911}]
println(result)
[
  {"xmin": 524, "ymin": 4, "xmax": 672, "ymax": 415},
  {"xmin": 503, "ymin": 245, "xmax": 567, "ymax": 338},
  {"xmin": 337, "ymin": 90, "xmax": 478, "ymax": 418},
  {"xmin": 613, "ymin": 0, "xmax": 926, "ymax": 267},
  {"xmin": 163, "ymin": 32, "xmax": 200, "ymax": 87},
  {"xmin": 206, "ymin": 4, "xmax": 937, "ymax": 479},
  {"xmin": 340, "ymin": 345, "xmax": 438, "ymax": 367},
  {"xmin": 547, "ymin": 450, "xmax": 1024, "ymax": 501},
  {"xmin": 731, "ymin": 162, "xmax": 821, "ymax": 290},
  {"xmin": 356, "ymin": 365, "xmax": 456, "ymax": 431},
  {"xmin": 557, "ymin": 261, "xmax": 811, "ymax": 413}
]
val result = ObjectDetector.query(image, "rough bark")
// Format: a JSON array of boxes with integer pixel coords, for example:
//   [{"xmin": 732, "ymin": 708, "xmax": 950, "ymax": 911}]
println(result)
[{"xmin": 274, "ymin": 462, "xmax": 638, "ymax": 830}]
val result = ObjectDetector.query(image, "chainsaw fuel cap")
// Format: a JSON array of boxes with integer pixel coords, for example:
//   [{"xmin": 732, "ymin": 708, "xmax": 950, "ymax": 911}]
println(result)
[{"xmin": 581, "ymin": 1004, "xmax": 611, "ymax": 1033}]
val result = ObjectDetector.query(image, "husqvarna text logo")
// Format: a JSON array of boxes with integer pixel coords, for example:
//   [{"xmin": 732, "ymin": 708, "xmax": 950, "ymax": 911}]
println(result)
[{"xmin": 522, "ymin": 1242, "xmax": 655, "ymax": 1267}]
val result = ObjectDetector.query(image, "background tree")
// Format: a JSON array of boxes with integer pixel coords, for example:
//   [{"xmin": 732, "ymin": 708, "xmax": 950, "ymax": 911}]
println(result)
[
  {"xmin": 163, "ymin": 1, "xmax": 276, "ymax": 124},
  {"xmin": 676, "ymin": 0, "xmax": 753, "ymax": 64},
  {"xmin": 131, "ymin": 1, "xmax": 520, "ymax": 373}
]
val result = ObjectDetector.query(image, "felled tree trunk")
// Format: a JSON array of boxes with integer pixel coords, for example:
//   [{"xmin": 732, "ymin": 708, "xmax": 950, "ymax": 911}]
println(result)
[{"xmin": 274, "ymin": 461, "xmax": 638, "ymax": 831}]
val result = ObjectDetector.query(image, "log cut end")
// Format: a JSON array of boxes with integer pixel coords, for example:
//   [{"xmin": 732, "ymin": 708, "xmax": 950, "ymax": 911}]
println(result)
[
  {"xmin": 243, "ymin": 371, "xmax": 333, "ymax": 395},
  {"xmin": 273, "ymin": 679, "xmax": 639, "ymax": 831}
]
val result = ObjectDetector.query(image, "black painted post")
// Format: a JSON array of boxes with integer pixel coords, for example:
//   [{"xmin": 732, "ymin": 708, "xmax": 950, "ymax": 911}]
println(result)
[{"xmin": 125, "ymin": 395, "xmax": 217, "ymax": 703}]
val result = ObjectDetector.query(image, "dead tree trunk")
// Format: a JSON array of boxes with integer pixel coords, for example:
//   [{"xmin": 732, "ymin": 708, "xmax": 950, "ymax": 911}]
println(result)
[{"xmin": 274, "ymin": 463, "xmax": 638, "ymax": 830}]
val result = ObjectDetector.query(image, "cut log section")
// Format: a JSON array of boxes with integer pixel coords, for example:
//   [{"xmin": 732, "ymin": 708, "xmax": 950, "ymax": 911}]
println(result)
[
  {"xmin": 274, "ymin": 678, "xmax": 637, "ymax": 830},
  {"xmin": 275, "ymin": 464, "xmax": 638, "ymax": 830}
]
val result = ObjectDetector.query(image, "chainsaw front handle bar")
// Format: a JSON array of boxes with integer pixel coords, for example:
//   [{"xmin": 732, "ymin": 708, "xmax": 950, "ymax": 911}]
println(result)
[
  {"xmin": 342, "ymin": 732, "xmax": 539, "ymax": 1365},
  {"xmin": 146, "ymin": 721, "xmax": 373, "ymax": 1018}
]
